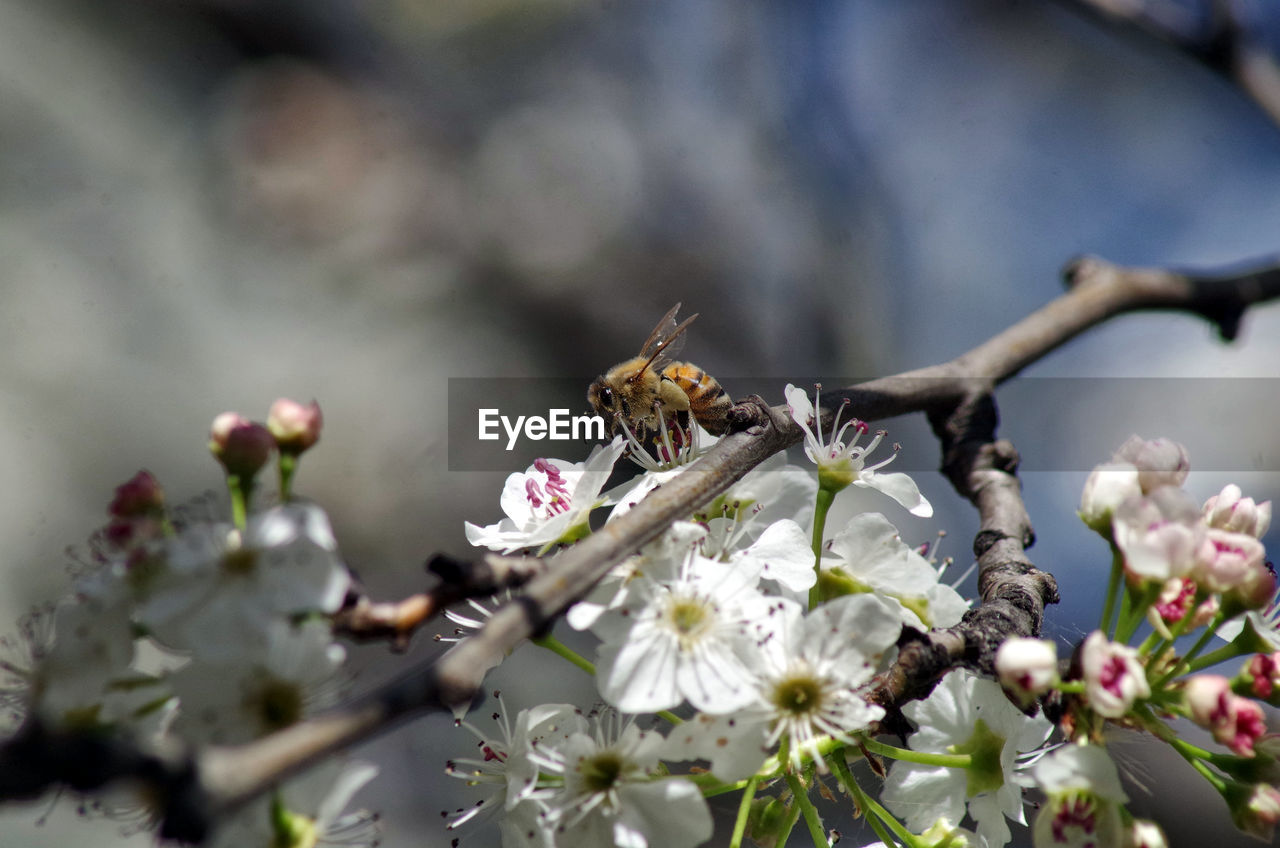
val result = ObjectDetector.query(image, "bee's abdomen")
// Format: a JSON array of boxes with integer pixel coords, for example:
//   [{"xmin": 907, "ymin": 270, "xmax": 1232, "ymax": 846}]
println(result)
[{"xmin": 662, "ymin": 362, "xmax": 732, "ymax": 434}]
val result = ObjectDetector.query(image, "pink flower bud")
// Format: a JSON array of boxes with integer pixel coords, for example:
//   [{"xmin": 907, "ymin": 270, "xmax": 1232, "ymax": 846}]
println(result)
[
  {"xmin": 1223, "ymin": 560, "xmax": 1278, "ymax": 614},
  {"xmin": 108, "ymin": 470, "xmax": 164, "ymax": 518},
  {"xmin": 1193, "ymin": 529, "xmax": 1266, "ymax": 594},
  {"xmin": 1111, "ymin": 436, "xmax": 1189, "ymax": 494},
  {"xmin": 1246, "ymin": 653, "xmax": 1280, "ymax": 699},
  {"xmin": 1125, "ymin": 820, "xmax": 1167, "ymax": 848},
  {"xmin": 1204, "ymin": 484, "xmax": 1272, "ymax": 538},
  {"xmin": 209, "ymin": 412, "xmax": 274, "ymax": 478},
  {"xmin": 1186, "ymin": 674, "xmax": 1268, "ymax": 756},
  {"xmin": 1081, "ymin": 631, "xmax": 1150, "ymax": 719},
  {"xmin": 996, "ymin": 637, "xmax": 1059, "ymax": 703},
  {"xmin": 267, "ymin": 398, "xmax": 323, "ymax": 455},
  {"xmin": 1079, "ymin": 462, "xmax": 1141, "ymax": 533},
  {"xmin": 1232, "ymin": 783, "xmax": 1280, "ymax": 841},
  {"xmin": 1152, "ymin": 577, "xmax": 1196, "ymax": 624}
]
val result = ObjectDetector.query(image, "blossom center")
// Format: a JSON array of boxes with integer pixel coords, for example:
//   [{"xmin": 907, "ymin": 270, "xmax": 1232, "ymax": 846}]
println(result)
[
  {"xmin": 947, "ymin": 718, "xmax": 1007, "ymax": 797},
  {"xmin": 248, "ymin": 678, "xmax": 305, "ymax": 731},
  {"xmin": 578, "ymin": 750, "xmax": 626, "ymax": 793},
  {"xmin": 220, "ymin": 547, "xmax": 259, "ymax": 578},
  {"xmin": 662, "ymin": 596, "xmax": 714, "ymax": 648},
  {"xmin": 526, "ymin": 459, "xmax": 572, "ymax": 519},
  {"xmin": 1098, "ymin": 655, "xmax": 1131, "ymax": 698},
  {"xmin": 770, "ymin": 674, "xmax": 825, "ymax": 716},
  {"xmin": 1050, "ymin": 795, "xmax": 1099, "ymax": 845}
]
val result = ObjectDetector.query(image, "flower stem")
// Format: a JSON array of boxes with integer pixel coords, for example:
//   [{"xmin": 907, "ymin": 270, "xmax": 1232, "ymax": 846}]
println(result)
[
  {"xmin": 1182, "ymin": 640, "xmax": 1250, "ymax": 676},
  {"xmin": 227, "ymin": 474, "xmax": 249, "ymax": 531},
  {"xmin": 277, "ymin": 453, "xmax": 297, "ymax": 502},
  {"xmin": 809, "ymin": 487, "xmax": 836, "ymax": 610},
  {"xmin": 1152, "ymin": 621, "xmax": 1222, "ymax": 688},
  {"xmin": 728, "ymin": 775, "xmax": 759, "ymax": 848},
  {"xmin": 1134, "ymin": 704, "xmax": 1228, "ymax": 792},
  {"xmin": 831, "ymin": 753, "xmax": 913, "ymax": 847},
  {"xmin": 1101, "ymin": 546, "xmax": 1123, "ymax": 638},
  {"xmin": 1116, "ymin": 582, "xmax": 1162, "ymax": 644},
  {"xmin": 531, "ymin": 633, "xmax": 595, "ymax": 675},
  {"xmin": 775, "ymin": 789, "xmax": 804, "ymax": 848},
  {"xmin": 786, "ymin": 772, "xmax": 827, "ymax": 848},
  {"xmin": 859, "ymin": 736, "xmax": 970, "ymax": 769},
  {"xmin": 688, "ymin": 772, "xmax": 750, "ymax": 798}
]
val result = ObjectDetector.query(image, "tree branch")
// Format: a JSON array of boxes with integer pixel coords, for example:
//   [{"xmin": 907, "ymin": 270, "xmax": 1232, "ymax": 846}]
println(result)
[
  {"xmin": 1062, "ymin": 0, "xmax": 1280, "ymax": 129},
  {"xmin": 332, "ymin": 552, "xmax": 550, "ymax": 650},
  {"xmin": 4, "ymin": 252, "xmax": 1280, "ymax": 841}
]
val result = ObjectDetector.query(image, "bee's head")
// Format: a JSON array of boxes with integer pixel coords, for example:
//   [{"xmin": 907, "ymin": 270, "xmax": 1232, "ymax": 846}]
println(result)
[{"xmin": 587, "ymin": 378, "xmax": 625, "ymax": 433}]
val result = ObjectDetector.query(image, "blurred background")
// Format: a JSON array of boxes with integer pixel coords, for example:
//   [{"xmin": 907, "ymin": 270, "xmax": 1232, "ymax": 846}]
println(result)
[{"xmin": 1, "ymin": 0, "xmax": 1279, "ymax": 845}]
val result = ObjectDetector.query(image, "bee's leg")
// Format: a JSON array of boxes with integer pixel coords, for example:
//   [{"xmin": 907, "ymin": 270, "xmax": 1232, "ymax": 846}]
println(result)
[{"xmin": 726, "ymin": 394, "xmax": 788, "ymax": 435}]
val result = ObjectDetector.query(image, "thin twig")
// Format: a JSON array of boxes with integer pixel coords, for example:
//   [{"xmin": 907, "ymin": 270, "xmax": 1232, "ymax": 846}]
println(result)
[
  {"xmin": 332, "ymin": 552, "xmax": 550, "ymax": 650},
  {"xmin": 1062, "ymin": 0, "xmax": 1280, "ymax": 129}
]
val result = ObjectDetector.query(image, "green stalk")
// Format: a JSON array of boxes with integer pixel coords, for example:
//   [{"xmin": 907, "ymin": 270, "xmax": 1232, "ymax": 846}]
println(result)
[
  {"xmin": 786, "ymin": 772, "xmax": 827, "ymax": 847},
  {"xmin": 775, "ymin": 792, "xmax": 804, "ymax": 848},
  {"xmin": 1151, "ymin": 625, "xmax": 1221, "ymax": 689},
  {"xmin": 227, "ymin": 474, "xmax": 249, "ymax": 530},
  {"xmin": 831, "ymin": 754, "xmax": 910, "ymax": 847},
  {"xmin": 1100, "ymin": 547, "xmax": 1124, "ymax": 637},
  {"xmin": 1116, "ymin": 582, "xmax": 1162, "ymax": 644},
  {"xmin": 859, "ymin": 736, "xmax": 970, "ymax": 769},
  {"xmin": 728, "ymin": 775, "xmax": 759, "ymax": 848},
  {"xmin": 809, "ymin": 487, "xmax": 836, "ymax": 609},
  {"xmin": 1135, "ymin": 704, "xmax": 1227, "ymax": 792},
  {"xmin": 277, "ymin": 453, "xmax": 297, "ymax": 501},
  {"xmin": 531, "ymin": 633, "xmax": 596, "ymax": 675},
  {"xmin": 687, "ymin": 773, "xmax": 751, "ymax": 798},
  {"xmin": 1182, "ymin": 640, "xmax": 1251, "ymax": 676}
]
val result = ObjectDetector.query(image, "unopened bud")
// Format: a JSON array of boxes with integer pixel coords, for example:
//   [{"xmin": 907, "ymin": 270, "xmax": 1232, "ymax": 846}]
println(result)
[
  {"xmin": 1185, "ymin": 674, "xmax": 1267, "ymax": 757},
  {"xmin": 1079, "ymin": 462, "xmax": 1141, "ymax": 534},
  {"xmin": 996, "ymin": 637, "xmax": 1059, "ymax": 704},
  {"xmin": 268, "ymin": 398, "xmax": 323, "ymax": 455},
  {"xmin": 1080, "ymin": 631, "xmax": 1149, "ymax": 718},
  {"xmin": 1125, "ymin": 820, "xmax": 1168, "ymax": 848},
  {"xmin": 1112, "ymin": 436, "xmax": 1189, "ymax": 494},
  {"xmin": 1193, "ymin": 529, "xmax": 1266, "ymax": 594},
  {"xmin": 108, "ymin": 470, "xmax": 164, "ymax": 518},
  {"xmin": 1229, "ymin": 782, "xmax": 1280, "ymax": 841},
  {"xmin": 210, "ymin": 412, "xmax": 274, "ymax": 478},
  {"xmin": 1205, "ymin": 484, "xmax": 1272, "ymax": 538}
]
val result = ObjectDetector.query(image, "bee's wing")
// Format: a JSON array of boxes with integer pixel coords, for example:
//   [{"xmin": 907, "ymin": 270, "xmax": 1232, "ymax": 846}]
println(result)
[{"xmin": 633, "ymin": 303, "xmax": 696, "ymax": 379}]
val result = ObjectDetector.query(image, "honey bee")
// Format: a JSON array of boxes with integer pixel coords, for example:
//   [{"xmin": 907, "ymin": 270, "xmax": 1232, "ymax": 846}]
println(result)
[{"xmin": 587, "ymin": 304, "xmax": 733, "ymax": 443}]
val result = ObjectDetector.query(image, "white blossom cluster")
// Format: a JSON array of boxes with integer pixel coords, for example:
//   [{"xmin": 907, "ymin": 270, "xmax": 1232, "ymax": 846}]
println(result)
[
  {"xmin": 0, "ymin": 400, "xmax": 380, "ymax": 848},
  {"xmin": 459, "ymin": 412, "xmax": 1280, "ymax": 848},
  {"xmin": 456, "ymin": 385, "xmax": 1071, "ymax": 848}
]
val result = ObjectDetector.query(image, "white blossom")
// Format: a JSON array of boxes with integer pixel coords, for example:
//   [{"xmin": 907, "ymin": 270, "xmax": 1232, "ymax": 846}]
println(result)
[
  {"xmin": 169, "ymin": 619, "xmax": 346, "ymax": 745},
  {"xmin": 664, "ymin": 594, "xmax": 900, "ymax": 781},
  {"xmin": 138, "ymin": 503, "xmax": 350, "ymax": 661},
  {"xmin": 592, "ymin": 551, "xmax": 771, "ymax": 713},
  {"xmin": 465, "ymin": 438, "xmax": 627, "ymax": 553},
  {"xmin": 1030, "ymin": 744, "xmax": 1127, "ymax": 848},
  {"xmin": 822, "ymin": 512, "xmax": 968, "ymax": 629},
  {"xmin": 529, "ymin": 712, "xmax": 712, "ymax": 848},
  {"xmin": 883, "ymin": 670, "xmax": 1053, "ymax": 847},
  {"xmin": 784, "ymin": 383, "xmax": 932, "ymax": 516}
]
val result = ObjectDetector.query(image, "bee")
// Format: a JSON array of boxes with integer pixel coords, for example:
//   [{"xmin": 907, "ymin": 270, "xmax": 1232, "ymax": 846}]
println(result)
[{"xmin": 587, "ymin": 303, "xmax": 733, "ymax": 443}]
